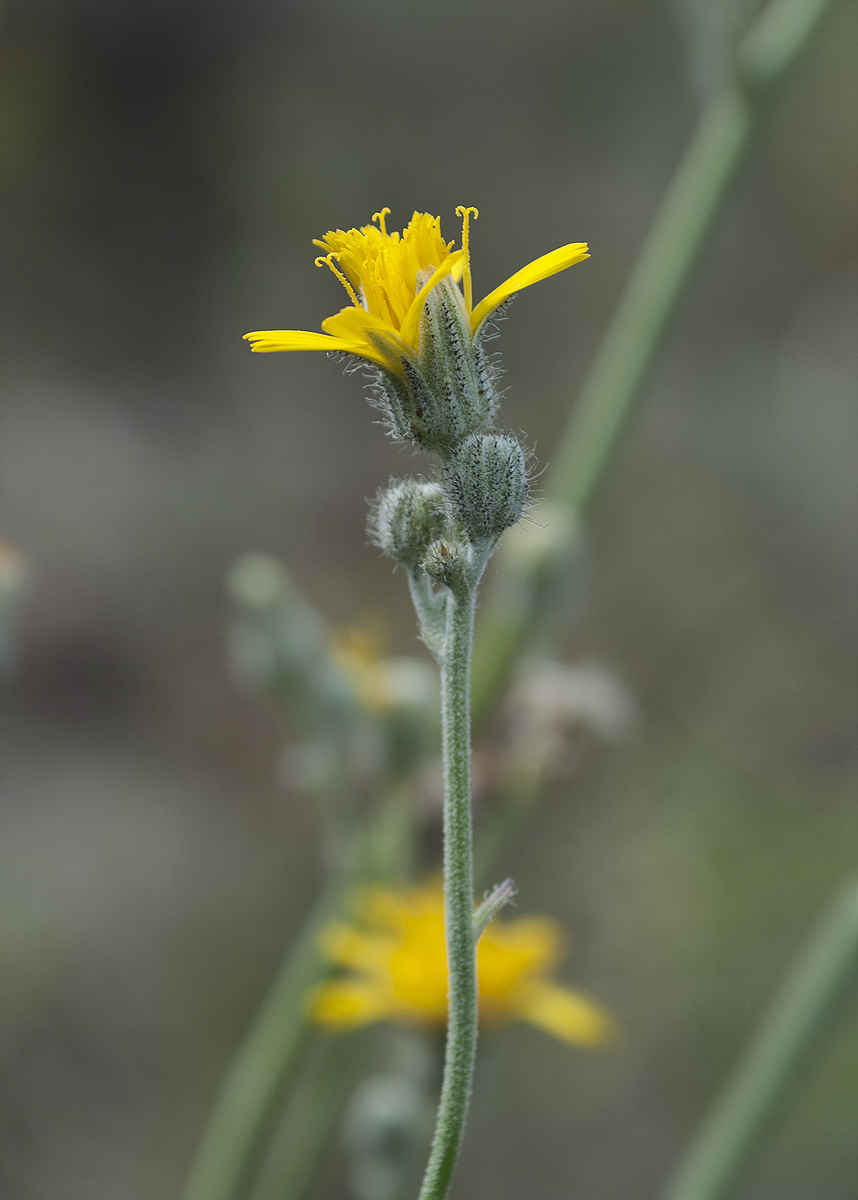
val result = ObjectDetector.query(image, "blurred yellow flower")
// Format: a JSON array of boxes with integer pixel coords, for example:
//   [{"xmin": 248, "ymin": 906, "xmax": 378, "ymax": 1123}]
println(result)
[
  {"xmin": 244, "ymin": 206, "xmax": 589, "ymax": 374},
  {"xmin": 310, "ymin": 881, "xmax": 616, "ymax": 1047},
  {"xmin": 329, "ymin": 620, "xmax": 394, "ymax": 715}
]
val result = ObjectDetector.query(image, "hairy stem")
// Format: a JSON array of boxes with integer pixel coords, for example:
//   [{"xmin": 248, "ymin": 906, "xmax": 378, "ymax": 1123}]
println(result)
[{"xmin": 418, "ymin": 591, "xmax": 479, "ymax": 1200}]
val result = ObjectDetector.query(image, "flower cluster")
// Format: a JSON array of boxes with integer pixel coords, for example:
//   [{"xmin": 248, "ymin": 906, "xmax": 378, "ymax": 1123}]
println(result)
[
  {"xmin": 309, "ymin": 881, "xmax": 615, "ymax": 1048},
  {"xmin": 245, "ymin": 207, "xmax": 589, "ymax": 601}
]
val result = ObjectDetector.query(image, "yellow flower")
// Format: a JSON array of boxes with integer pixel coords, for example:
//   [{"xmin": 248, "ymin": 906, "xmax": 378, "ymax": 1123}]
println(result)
[
  {"xmin": 309, "ymin": 881, "xmax": 616, "ymax": 1047},
  {"xmin": 244, "ymin": 206, "xmax": 589, "ymax": 375}
]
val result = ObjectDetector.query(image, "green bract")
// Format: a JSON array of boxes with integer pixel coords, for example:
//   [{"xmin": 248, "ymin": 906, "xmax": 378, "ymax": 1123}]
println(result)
[{"xmin": 371, "ymin": 277, "xmax": 499, "ymax": 454}]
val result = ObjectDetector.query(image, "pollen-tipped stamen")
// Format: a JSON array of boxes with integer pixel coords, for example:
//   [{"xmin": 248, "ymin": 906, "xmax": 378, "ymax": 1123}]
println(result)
[
  {"xmin": 455, "ymin": 205, "xmax": 479, "ymax": 314},
  {"xmin": 315, "ymin": 253, "xmax": 361, "ymax": 308},
  {"xmin": 372, "ymin": 207, "xmax": 391, "ymax": 236}
]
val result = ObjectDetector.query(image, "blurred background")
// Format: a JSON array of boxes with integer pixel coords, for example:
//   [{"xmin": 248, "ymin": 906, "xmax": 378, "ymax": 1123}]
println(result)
[{"xmin": 1, "ymin": 1, "xmax": 856, "ymax": 1198}]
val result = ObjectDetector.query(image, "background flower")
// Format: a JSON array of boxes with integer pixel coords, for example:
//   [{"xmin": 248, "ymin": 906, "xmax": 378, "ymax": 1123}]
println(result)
[{"xmin": 311, "ymin": 882, "xmax": 616, "ymax": 1046}]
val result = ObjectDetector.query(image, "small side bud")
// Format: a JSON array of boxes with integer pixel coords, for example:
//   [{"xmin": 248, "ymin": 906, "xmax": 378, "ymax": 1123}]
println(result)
[
  {"xmin": 423, "ymin": 537, "xmax": 469, "ymax": 592},
  {"xmin": 473, "ymin": 878, "xmax": 517, "ymax": 939},
  {"xmin": 370, "ymin": 481, "xmax": 449, "ymax": 567},
  {"xmin": 443, "ymin": 433, "xmax": 528, "ymax": 542}
]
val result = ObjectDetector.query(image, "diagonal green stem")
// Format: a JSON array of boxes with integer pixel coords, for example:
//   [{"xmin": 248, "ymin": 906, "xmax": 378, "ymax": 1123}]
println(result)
[
  {"xmin": 546, "ymin": 84, "xmax": 752, "ymax": 515},
  {"xmin": 418, "ymin": 590, "xmax": 479, "ymax": 1200},
  {"xmin": 250, "ymin": 1031, "xmax": 373, "ymax": 1200},
  {"xmin": 181, "ymin": 893, "xmax": 339, "ymax": 1200},
  {"xmin": 470, "ymin": 0, "xmax": 836, "ymax": 728},
  {"xmin": 664, "ymin": 881, "xmax": 858, "ymax": 1200},
  {"xmin": 182, "ymin": 785, "xmax": 414, "ymax": 1200}
]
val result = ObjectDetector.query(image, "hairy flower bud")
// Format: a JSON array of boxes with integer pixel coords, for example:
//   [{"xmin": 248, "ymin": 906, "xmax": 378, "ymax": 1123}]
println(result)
[
  {"xmin": 422, "ymin": 537, "xmax": 469, "ymax": 592},
  {"xmin": 443, "ymin": 433, "xmax": 529, "ymax": 542},
  {"xmin": 370, "ymin": 480, "xmax": 449, "ymax": 567}
]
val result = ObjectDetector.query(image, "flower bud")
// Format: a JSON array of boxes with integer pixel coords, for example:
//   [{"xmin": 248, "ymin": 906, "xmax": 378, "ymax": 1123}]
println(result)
[
  {"xmin": 422, "ymin": 537, "xmax": 469, "ymax": 592},
  {"xmin": 442, "ymin": 433, "xmax": 528, "ymax": 542},
  {"xmin": 370, "ymin": 480, "xmax": 449, "ymax": 567}
]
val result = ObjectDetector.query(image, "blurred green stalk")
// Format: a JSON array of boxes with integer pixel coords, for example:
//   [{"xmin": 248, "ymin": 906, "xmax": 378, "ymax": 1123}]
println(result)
[
  {"xmin": 664, "ymin": 881, "xmax": 858, "ymax": 1200},
  {"xmin": 250, "ymin": 1033, "xmax": 373, "ymax": 1200},
  {"xmin": 471, "ymin": 0, "xmax": 836, "ymax": 725},
  {"xmin": 181, "ymin": 890, "xmax": 340, "ymax": 1200},
  {"xmin": 182, "ymin": 785, "xmax": 412, "ymax": 1200}
]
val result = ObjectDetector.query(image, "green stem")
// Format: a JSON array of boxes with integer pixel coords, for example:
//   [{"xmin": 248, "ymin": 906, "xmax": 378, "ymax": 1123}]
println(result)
[
  {"xmin": 547, "ymin": 84, "xmax": 752, "ymax": 514},
  {"xmin": 664, "ymin": 881, "xmax": 858, "ymax": 1200},
  {"xmin": 249, "ymin": 1032, "xmax": 373, "ymax": 1200},
  {"xmin": 470, "ymin": 0, "xmax": 836, "ymax": 726},
  {"xmin": 418, "ymin": 591, "xmax": 479, "ymax": 1200},
  {"xmin": 182, "ymin": 786, "xmax": 414, "ymax": 1200},
  {"xmin": 181, "ymin": 893, "xmax": 340, "ymax": 1200},
  {"xmin": 407, "ymin": 566, "xmax": 448, "ymax": 658}
]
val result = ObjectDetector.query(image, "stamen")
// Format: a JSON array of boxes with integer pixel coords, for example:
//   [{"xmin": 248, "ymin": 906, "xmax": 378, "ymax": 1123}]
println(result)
[
  {"xmin": 372, "ymin": 207, "xmax": 391, "ymax": 236},
  {"xmin": 455, "ymin": 205, "xmax": 479, "ymax": 312},
  {"xmin": 315, "ymin": 253, "xmax": 360, "ymax": 308}
]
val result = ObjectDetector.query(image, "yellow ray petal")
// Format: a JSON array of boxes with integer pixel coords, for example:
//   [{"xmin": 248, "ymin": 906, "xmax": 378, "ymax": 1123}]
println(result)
[
  {"xmin": 322, "ymin": 311, "xmax": 417, "ymax": 373},
  {"xmin": 469, "ymin": 242, "xmax": 590, "ymax": 333},
  {"xmin": 321, "ymin": 307, "xmax": 389, "ymax": 340},
  {"xmin": 242, "ymin": 329, "xmax": 384, "ymax": 365},
  {"xmin": 479, "ymin": 916, "xmax": 565, "ymax": 999},
  {"xmin": 518, "ymin": 981, "xmax": 618, "ymax": 1047},
  {"xmin": 308, "ymin": 980, "xmax": 390, "ymax": 1030},
  {"xmin": 399, "ymin": 250, "xmax": 464, "ymax": 349},
  {"xmin": 319, "ymin": 923, "xmax": 395, "ymax": 974},
  {"xmin": 321, "ymin": 307, "xmax": 414, "ymax": 366}
]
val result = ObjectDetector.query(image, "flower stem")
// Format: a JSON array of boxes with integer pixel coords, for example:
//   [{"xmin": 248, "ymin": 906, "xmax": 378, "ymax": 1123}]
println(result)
[
  {"xmin": 181, "ymin": 892, "xmax": 338, "ymax": 1200},
  {"xmin": 418, "ymin": 590, "xmax": 479, "ymax": 1200},
  {"xmin": 181, "ymin": 784, "xmax": 414, "ymax": 1200},
  {"xmin": 250, "ymin": 1030, "xmax": 373, "ymax": 1200},
  {"xmin": 664, "ymin": 881, "xmax": 858, "ymax": 1200}
]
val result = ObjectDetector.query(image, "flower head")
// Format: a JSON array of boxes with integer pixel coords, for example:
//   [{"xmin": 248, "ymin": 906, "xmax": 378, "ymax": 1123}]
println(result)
[
  {"xmin": 309, "ymin": 881, "xmax": 616, "ymax": 1047},
  {"xmin": 244, "ymin": 206, "xmax": 589, "ymax": 376}
]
